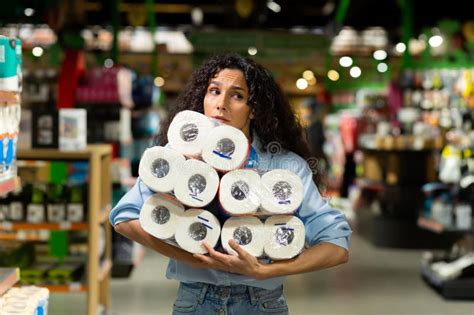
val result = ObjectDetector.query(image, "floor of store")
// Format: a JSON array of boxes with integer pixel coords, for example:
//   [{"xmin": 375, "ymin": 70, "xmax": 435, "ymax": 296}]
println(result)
[{"xmin": 47, "ymin": 227, "xmax": 474, "ymax": 315}]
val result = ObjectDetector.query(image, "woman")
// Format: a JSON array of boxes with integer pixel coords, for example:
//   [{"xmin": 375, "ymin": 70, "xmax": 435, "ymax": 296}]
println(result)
[{"xmin": 110, "ymin": 54, "xmax": 351, "ymax": 314}]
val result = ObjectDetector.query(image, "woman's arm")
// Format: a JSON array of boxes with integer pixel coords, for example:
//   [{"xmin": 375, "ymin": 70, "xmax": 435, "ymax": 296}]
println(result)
[
  {"xmin": 195, "ymin": 240, "xmax": 348, "ymax": 280},
  {"xmin": 115, "ymin": 219, "xmax": 229, "ymax": 270}
]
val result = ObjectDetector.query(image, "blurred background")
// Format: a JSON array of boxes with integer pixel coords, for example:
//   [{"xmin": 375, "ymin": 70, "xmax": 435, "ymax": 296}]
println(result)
[{"xmin": 1, "ymin": 0, "xmax": 474, "ymax": 314}]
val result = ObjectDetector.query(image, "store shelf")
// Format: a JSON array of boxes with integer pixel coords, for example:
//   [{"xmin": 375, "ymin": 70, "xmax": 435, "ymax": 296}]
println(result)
[
  {"xmin": 0, "ymin": 268, "xmax": 20, "ymax": 296},
  {"xmin": 0, "ymin": 222, "xmax": 88, "ymax": 231},
  {"xmin": 32, "ymin": 283, "xmax": 88, "ymax": 293},
  {"xmin": 15, "ymin": 144, "xmax": 113, "ymax": 315},
  {"xmin": 0, "ymin": 232, "xmax": 47, "ymax": 241},
  {"xmin": 17, "ymin": 144, "xmax": 112, "ymax": 161},
  {"xmin": 417, "ymin": 217, "xmax": 474, "ymax": 234}
]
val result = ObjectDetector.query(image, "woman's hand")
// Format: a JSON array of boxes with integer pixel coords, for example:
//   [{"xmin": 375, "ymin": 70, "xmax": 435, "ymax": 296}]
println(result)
[{"xmin": 193, "ymin": 240, "xmax": 268, "ymax": 280}]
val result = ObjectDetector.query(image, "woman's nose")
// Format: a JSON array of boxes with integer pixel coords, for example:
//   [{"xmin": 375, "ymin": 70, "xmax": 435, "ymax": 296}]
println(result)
[{"xmin": 216, "ymin": 95, "xmax": 228, "ymax": 111}]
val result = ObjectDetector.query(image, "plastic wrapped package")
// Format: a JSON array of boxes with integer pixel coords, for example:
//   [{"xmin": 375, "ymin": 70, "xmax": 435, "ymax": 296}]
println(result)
[
  {"xmin": 201, "ymin": 125, "xmax": 250, "ymax": 172},
  {"xmin": 138, "ymin": 146, "xmax": 186, "ymax": 193},
  {"xmin": 139, "ymin": 194, "xmax": 221, "ymax": 255},
  {"xmin": 167, "ymin": 110, "xmax": 216, "ymax": 157},
  {"xmin": 263, "ymin": 215, "xmax": 305, "ymax": 260},
  {"xmin": 219, "ymin": 169, "xmax": 262, "ymax": 215},
  {"xmin": 2, "ymin": 285, "xmax": 49, "ymax": 315},
  {"xmin": 174, "ymin": 159, "xmax": 219, "ymax": 208},
  {"xmin": 221, "ymin": 216, "xmax": 265, "ymax": 257},
  {"xmin": 174, "ymin": 208, "xmax": 221, "ymax": 254},
  {"xmin": 260, "ymin": 169, "xmax": 304, "ymax": 214},
  {"xmin": 139, "ymin": 192, "xmax": 185, "ymax": 241}
]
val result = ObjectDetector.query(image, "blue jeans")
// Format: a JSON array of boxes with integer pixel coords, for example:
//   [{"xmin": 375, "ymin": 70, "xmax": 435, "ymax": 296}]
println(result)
[{"xmin": 172, "ymin": 282, "xmax": 289, "ymax": 315}]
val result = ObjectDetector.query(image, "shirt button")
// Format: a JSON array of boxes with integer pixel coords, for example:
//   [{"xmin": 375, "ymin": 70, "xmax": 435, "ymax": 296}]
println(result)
[{"xmin": 218, "ymin": 309, "xmax": 225, "ymax": 315}]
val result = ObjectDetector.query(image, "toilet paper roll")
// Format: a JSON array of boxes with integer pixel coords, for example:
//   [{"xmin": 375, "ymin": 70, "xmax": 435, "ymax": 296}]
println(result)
[
  {"xmin": 175, "ymin": 209, "xmax": 221, "ymax": 254},
  {"xmin": 138, "ymin": 146, "xmax": 186, "ymax": 193},
  {"xmin": 167, "ymin": 110, "xmax": 215, "ymax": 157},
  {"xmin": 219, "ymin": 169, "xmax": 262, "ymax": 215},
  {"xmin": 139, "ymin": 193, "xmax": 185, "ymax": 240},
  {"xmin": 221, "ymin": 216, "xmax": 264, "ymax": 257},
  {"xmin": 0, "ymin": 36, "xmax": 20, "ymax": 92},
  {"xmin": 264, "ymin": 215, "xmax": 305, "ymax": 260},
  {"xmin": 174, "ymin": 159, "xmax": 219, "ymax": 207},
  {"xmin": 260, "ymin": 169, "xmax": 304, "ymax": 214},
  {"xmin": 202, "ymin": 125, "xmax": 250, "ymax": 172}
]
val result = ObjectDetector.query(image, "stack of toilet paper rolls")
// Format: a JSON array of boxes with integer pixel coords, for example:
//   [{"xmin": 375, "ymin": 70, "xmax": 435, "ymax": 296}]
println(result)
[{"xmin": 138, "ymin": 110, "xmax": 306, "ymax": 259}]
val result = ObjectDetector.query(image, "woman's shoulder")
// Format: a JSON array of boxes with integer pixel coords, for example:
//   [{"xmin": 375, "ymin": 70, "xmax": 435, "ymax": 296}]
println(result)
[{"xmin": 271, "ymin": 150, "xmax": 312, "ymax": 176}]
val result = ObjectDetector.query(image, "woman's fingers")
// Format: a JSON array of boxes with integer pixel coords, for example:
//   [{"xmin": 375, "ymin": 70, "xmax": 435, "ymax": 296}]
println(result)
[
  {"xmin": 228, "ymin": 239, "xmax": 249, "ymax": 259},
  {"xmin": 202, "ymin": 242, "xmax": 231, "ymax": 264}
]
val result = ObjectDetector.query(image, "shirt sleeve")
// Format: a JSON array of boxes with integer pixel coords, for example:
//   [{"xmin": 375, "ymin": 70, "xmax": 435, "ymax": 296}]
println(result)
[
  {"xmin": 109, "ymin": 178, "xmax": 154, "ymax": 226},
  {"xmin": 283, "ymin": 152, "xmax": 352, "ymax": 250}
]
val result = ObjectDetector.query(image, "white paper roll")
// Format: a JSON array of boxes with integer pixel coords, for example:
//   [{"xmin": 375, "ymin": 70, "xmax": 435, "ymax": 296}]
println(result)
[
  {"xmin": 221, "ymin": 216, "xmax": 264, "ymax": 257},
  {"xmin": 175, "ymin": 209, "xmax": 221, "ymax": 254},
  {"xmin": 202, "ymin": 125, "xmax": 250, "ymax": 172},
  {"xmin": 138, "ymin": 146, "xmax": 186, "ymax": 193},
  {"xmin": 167, "ymin": 110, "xmax": 215, "ymax": 157},
  {"xmin": 260, "ymin": 169, "xmax": 304, "ymax": 214},
  {"xmin": 219, "ymin": 169, "xmax": 262, "ymax": 215},
  {"xmin": 264, "ymin": 215, "xmax": 305, "ymax": 260},
  {"xmin": 174, "ymin": 159, "xmax": 219, "ymax": 207},
  {"xmin": 139, "ymin": 193, "xmax": 185, "ymax": 240}
]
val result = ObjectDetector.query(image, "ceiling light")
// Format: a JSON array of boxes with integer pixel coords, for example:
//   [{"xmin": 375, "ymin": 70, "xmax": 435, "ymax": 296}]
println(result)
[
  {"xmin": 339, "ymin": 56, "xmax": 353, "ymax": 67},
  {"xmin": 32, "ymin": 47, "xmax": 43, "ymax": 57},
  {"xmin": 248, "ymin": 47, "xmax": 258, "ymax": 56},
  {"xmin": 302, "ymin": 70, "xmax": 314, "ymax": 80},
  {"xmin": 373, "ymin": 50, "xmax": 387, "ymax": 60},
  {"xmin": 428, "ymin": 35, "xmax": 443, "ymax": 48},
  {"xmin": 377, "ymin": 63, "xmax": 388, "ymax": 73},
  {"xmin": 191, "ymin": 7, "xmax": 203, "ymax": 26},
  {"xmin": 154, "ymin": 76, "xmax": 165, "ymax": 87},
  {"xmin": 350, "ymin": 66, "xmax": 361, "ymax": 78},
  {"xmin": 296, "ymin": 78, "xmax": 308, "ymax": 90},
  {"xmin": 104, "ymin": 58, "xmax": 114, "ymax": 68},
  {"xmin": 327, "ymin": 70, "xmax": 339, "ymax": 81},
  {"xmin": 24, "ymin": 8, "xmax": 34, "ymax": 17},
  {"xmin": 267, "ymin": 1, "xmax": 281, "ymax": 13},
  {"xmin": 395, "ymin": 42, "xmax": 406, "ymax": 53}
]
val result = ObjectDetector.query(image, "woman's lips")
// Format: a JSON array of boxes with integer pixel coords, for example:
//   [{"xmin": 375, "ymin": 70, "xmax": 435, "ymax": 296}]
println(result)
[{"xmin": 212, "ymin": 116, "xmax": 230, "ymax": 123}]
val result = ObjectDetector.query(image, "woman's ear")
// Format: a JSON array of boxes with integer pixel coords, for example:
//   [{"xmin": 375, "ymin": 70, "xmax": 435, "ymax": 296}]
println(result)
[{"xmin": 250, "ymin": 110, "xmax": 255, "ymax": 119}]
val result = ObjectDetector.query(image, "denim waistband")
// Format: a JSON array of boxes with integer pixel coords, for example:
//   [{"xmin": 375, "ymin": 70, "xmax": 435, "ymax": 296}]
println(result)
[{"xmin": 179, "ymin": 282, "xmax": 284, "ymax": 305}]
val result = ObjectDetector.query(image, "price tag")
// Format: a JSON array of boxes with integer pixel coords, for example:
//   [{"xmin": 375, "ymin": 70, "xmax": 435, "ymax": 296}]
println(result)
[
  {"xmin": 68, "ymin": 282, "xmax": 82, "ymax": 292},
  {"xmin": 16, "ymin": 230, "xmax": 27, "ymax": 240},
  {"xmin": 59, "ymin": 221, "xmax": 71, "ymax": 230},
  {"xmin": 2, "ymin": 221, "xmax": 13, "ymax": 230}
]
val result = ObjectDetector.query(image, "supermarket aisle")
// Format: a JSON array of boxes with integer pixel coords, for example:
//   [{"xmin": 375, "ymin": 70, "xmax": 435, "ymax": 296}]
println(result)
[{"xmin": 49, "ymin": 232, "xmax": 474, "ymax": 315}]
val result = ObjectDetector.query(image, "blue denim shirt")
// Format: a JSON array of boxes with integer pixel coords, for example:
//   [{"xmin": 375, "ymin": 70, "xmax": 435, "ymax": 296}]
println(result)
[{"xmin": 110, "ymin": 138, "xmax": 352, "ymax": 289}]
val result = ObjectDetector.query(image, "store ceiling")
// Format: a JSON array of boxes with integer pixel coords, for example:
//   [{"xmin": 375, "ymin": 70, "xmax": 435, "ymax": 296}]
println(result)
[{"xmin": 1, "ymin": 0, "xmax": 473, "ymax": 41}]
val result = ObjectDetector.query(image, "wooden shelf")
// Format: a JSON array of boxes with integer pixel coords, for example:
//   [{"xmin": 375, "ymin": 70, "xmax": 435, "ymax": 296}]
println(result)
[
  {"xmin": 1, "ymin": 222, "xmax": 88, "ymax": 231},
  {"xmin": 0, "ymin": 232, "xmax": 47, "ymax": 241},
  {"xmin": 17, "ymin": 144, "xmax": 112, "ymax": 161},
  {"xmin": 15, "ymin": 144, "xmax": 113, "ymax": 315},
  {"xmin": 24, "ymin": 283, "xmax": 88, "ymax": 292},
  {"xmin": 0, "ymin": 268, "xmax": 20, "ymax": 296},
  {"xmin": 417, "ymin": 217, "xmax": 474, "ymax": 234}
]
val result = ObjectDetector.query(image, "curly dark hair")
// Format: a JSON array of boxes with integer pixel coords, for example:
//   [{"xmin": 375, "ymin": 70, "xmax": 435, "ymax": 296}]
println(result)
[{"xmin": 157, "ymin": 54, "xmax": 323, "ymax": 188}]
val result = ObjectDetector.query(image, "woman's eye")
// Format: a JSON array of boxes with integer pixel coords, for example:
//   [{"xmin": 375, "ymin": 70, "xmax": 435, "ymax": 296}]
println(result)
[
  {"xmin": 233, "ymin": 93, "xmax": 244, "ymax": 100},
  {"xmin": 209, "ymin": 88, "xmax": 220, "ymax": 95}
]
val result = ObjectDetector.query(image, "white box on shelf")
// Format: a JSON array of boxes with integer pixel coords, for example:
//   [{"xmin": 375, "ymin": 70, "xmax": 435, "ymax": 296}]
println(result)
[{"xmin": 59, "ymin": 109, "xmax": 87, "ymax": 151}]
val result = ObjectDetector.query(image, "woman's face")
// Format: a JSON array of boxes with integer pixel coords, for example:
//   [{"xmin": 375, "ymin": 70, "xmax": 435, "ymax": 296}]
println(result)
[{"xmin": 204, "ymin": 68, "xmax": 253, "ymax": 139}]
